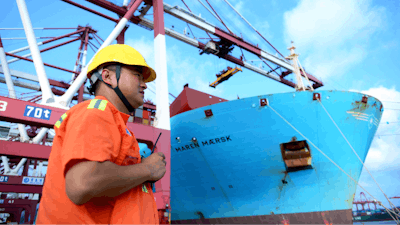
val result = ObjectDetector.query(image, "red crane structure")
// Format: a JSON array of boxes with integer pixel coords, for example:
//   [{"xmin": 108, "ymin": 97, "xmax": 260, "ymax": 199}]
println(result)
[
  {"xmin": 353, "ymin": 192, "xmax": 379, "ymax": 212},
  {"xmin": 0, "ymin": 0, "xmax": 324, "ymax": 223}
]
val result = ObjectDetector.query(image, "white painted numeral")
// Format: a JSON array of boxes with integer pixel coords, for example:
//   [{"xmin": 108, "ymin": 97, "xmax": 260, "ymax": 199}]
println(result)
[
  {"xmin": 0, "ymin": 101, "xmax": 7, "ymax": 111},
  {"xmin": 26, "ymin": 105, "xmax": 34, "ymax": 116},
  {"xmin": 34, "ymin": 108, "xmax": 43, "ymax": 118}
]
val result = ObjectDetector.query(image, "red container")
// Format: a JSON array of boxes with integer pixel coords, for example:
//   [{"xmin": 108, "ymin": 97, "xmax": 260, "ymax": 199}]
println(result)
[{"xmin": 143, "ymin": 110, "xmax": 150, "ymax": 119}]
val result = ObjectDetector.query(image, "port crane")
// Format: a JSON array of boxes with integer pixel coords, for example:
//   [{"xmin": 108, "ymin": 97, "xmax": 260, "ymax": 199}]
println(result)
[
  {"xmin": 353, "ymin": 192, "xmax": 379, "ymax": 211},
  {"xmin": 353, "ymin": 192, "xmax": 400, "ymax": 211}
]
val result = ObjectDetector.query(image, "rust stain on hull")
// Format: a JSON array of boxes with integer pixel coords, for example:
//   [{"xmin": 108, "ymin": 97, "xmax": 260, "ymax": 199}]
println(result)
[{"xmin": 350, "ymin": 100, "xmax": 369, "ymax": 112}]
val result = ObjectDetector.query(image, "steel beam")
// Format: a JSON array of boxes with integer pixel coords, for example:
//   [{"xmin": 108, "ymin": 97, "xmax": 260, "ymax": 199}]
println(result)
[
  {"xmin": 69, "ymin": 38, "xmax": 84, "ymax": 86},
  {"xmin": 0, "ymin": 208, "xmax": 23, "ymax": 223},
  {"xmin": 0, "ymin": 75, "xmax": 92, "ymax": 101},
  {"xmin": 0, "ymin": 95, "xmax": 163, "ymax": 153},
  {"xmin": 116, "ymin": 26, "xmax": 128, "ymax": 44},
  {"xmin": 152, "ymin": 0, "xmax": 171, "ymax": 210},
  {"xmin": 17, "ymin": 0, "xmax": 56, "ymax": 105},
  {"xmin": 0, "ymin": 96, "xmax": 65, "ymax": 128},
  {"xmin": 1, "ymin": 202, "xmax": 36, "ymax": 224},
  {"xmin": 85, "ymin": 0, "xmax": 142, "ymax": 24},
  {"xmin": 0, "ymin": 68, "xmax": 91, "ymax": 94},
  {"xmin": 7, "ymin": 37, "xmax": 81, "ymax": 65},
  {"xmin": 0, "ymin": 185, "xmax": 42, "ymax": 194},
  {"xmin": 61, "ymin": 0, "xmax": 119, "ymax": 23},
  {"xmin": 6, "ymin": 28, "xmax": 85, "ymax": 55},
  {"xmin": 0, "ymin": 140, "xmax": 50, "ymax": 159},
  {"xmin": 0, "ymin": 199, "xmax": 39, "ymax": 205},
  {"xmin": 5, "ymin": 52, "xmax": 79, "ymax": 74},
  {"xmin": 0, "ymin": 204, "xmax": 32, "ymax": 213},
  {"xmin": 77, "ymin": 28, "xmax": 90, "ymax": 103}
]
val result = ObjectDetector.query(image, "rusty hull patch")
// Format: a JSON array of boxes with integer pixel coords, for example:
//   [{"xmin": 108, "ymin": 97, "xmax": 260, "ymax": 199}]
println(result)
[
  {"xmin": 350, "ymin": 96, "xmax": 370, "ymax": 112},
  {"xmin": 204, "ymin": 109, "xmax": 213, "ymax": 117}
]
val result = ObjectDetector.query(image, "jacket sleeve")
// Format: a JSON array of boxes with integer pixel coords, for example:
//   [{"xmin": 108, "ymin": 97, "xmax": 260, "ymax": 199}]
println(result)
[{"xmin": 61, "ymin": 106, "xmax": 121, "ymax": 177}]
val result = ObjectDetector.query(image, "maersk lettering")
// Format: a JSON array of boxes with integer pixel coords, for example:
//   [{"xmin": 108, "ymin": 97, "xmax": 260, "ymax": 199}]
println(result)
[
  {"xmin": 175, "ymin": 142, "xmax": 200, "ymax": 152},
  {"xmin": 175, "ymin": 136, "xmax": 232, "ymax": 152},
  {"xmin": 202, "ymin": 135, "xmax": 232, "ymax": 146}
]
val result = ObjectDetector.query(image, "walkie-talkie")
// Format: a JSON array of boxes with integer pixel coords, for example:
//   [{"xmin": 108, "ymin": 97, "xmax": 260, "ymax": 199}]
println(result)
[
  {"xmin": 151, "ymin": 132, "xmax": 162, "ymax": 154},
  {"xmin": 149, "ymin": 132, "xmax": 162, "ymax": 191}
]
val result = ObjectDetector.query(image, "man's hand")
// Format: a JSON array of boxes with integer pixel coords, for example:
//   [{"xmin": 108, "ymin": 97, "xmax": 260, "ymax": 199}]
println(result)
[{"xmin": 141, "ymin": 152, "xmax": 166, "ymax": 182}]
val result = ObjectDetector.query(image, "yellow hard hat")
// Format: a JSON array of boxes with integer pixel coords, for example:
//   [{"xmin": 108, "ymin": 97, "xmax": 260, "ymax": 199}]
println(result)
[{"xmin": 87, "ymin": 44, "xmax": 156, "ymax": 83}]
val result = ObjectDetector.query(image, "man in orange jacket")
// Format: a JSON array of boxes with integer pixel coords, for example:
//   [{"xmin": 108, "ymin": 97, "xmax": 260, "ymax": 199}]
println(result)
[{"xmin": 36, "ymin": 44, "xmax": 166, "ymax": 224}]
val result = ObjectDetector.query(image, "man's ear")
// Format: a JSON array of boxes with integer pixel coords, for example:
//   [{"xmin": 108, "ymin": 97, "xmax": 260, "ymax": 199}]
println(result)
[{"xmin": 101, "ymin": 69, "xmax": 113, "ymax": 87}]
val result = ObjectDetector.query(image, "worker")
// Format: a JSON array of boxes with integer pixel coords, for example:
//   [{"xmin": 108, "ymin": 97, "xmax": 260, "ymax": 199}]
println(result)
[{"xmin": 36, "ymin": 44, "xmax": 166, "ymax": 224}]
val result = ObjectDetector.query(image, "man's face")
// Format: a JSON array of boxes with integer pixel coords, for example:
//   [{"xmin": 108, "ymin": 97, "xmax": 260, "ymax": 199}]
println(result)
[
  {"xmin": 119, "ymin": 65, "xmax": 147, "ymax": 108},
  {"xmin": 102, "ymin": 65, "xmax": 147, "ymax": 109}
]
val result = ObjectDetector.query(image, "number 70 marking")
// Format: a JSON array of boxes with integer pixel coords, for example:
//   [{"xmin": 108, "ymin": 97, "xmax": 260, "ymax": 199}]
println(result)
[
  {"xmin": 26, "ymin": 105, "xmax": 34, "ymax": 116},
  {"xmin": 24, "ymin": 105, "xmax": 52, "ymax": 120}
]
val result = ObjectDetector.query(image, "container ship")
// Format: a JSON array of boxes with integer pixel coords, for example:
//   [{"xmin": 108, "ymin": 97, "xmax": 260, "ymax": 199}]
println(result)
[
  {"xmin": 168, "ymin": 86, "xmax": 383, "ymax": 224},
  {"xmin": 353, "ymin": 208, "xmax": 400, "ymax": 222},
  {"xmin": 352, "ymin": 193, "xmax": 400, "ymax": 222}
]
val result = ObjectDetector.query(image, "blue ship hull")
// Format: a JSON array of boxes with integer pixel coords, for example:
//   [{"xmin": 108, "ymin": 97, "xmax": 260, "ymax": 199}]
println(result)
[{"xmin": 169, "ymin": 90, "xmax": 383, "ymax": 224}]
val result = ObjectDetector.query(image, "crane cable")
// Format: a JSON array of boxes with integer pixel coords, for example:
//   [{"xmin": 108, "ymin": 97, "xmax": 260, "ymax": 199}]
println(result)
[
  {"xmin": 222, "ymin": 0, "xmax": 287, "ymax": 60},
  {"xmin": 204, "ymin": 0, "xmax": 234, "ymax": 35},
  {"xmin": 180, "ymin": 0, "xmax": 197, "ymax": 40},
  {"xmin": 197, "ymin": 0, "xmax": 222, "ymax": 24}
]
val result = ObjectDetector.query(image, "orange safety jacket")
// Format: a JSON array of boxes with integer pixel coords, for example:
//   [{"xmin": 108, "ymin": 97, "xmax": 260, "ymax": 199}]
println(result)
[{"xmin": 36, "ymin": 95, "xmax": 159, "ymax": 224}]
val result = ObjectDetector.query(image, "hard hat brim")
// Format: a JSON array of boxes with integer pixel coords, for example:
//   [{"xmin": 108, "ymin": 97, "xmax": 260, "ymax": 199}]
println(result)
[{"xmin": 143, "ymin": 66, "xmax": 156, "ymax": 83}]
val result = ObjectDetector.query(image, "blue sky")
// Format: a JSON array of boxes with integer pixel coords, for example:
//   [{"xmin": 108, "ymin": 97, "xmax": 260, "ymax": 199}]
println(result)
[{"xmin": 0, "ymin": 0, "xmax": 399, "ymax": 210}]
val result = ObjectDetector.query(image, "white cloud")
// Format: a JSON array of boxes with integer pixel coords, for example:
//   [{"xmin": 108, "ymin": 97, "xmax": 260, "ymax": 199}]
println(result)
[
  {"xmin": 364, "ymin": 138, "xmax": 399, "ymax": 171},
  {"xmin": 308, "ymin": 46, "xmax": 366, "ymax": 80},
  {"xmin": 283, "ymin": 0, "xmax": 385, "ymax": 79},
  {"xmin": 232, "ymin": 0, "xmax": 244, "ymax": 14},
  {"xmin": 284, "ymin": 0, "xmax": 384, "ymax": 49},
  {"xmin": 126, "ymin": 37, "xmax": 155, "ymax": 68}
]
